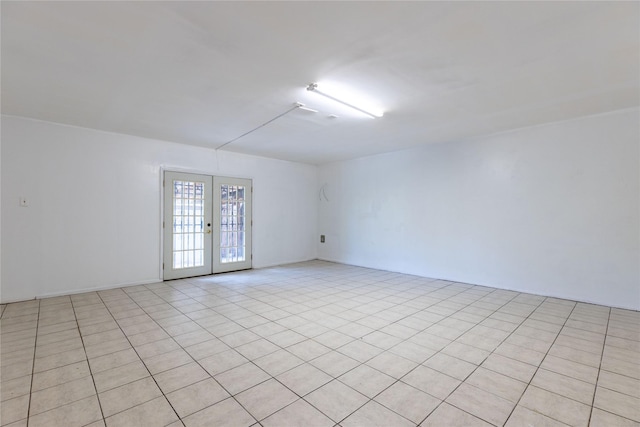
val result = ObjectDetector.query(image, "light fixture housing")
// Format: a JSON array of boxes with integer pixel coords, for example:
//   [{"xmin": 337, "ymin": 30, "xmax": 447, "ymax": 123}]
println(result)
[
  {"xmin": 294, "ymin": 102, "xmax": 318, "ymax": 113},
  {"xmin": 306, "ymin": 83, "xmax": 383, "ymax": 118}
]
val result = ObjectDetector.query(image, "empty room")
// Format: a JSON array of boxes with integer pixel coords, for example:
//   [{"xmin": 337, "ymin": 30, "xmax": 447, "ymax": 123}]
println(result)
[{"xmin": 1, "ymin": 1, "xmax": 638, "ymax": 427}]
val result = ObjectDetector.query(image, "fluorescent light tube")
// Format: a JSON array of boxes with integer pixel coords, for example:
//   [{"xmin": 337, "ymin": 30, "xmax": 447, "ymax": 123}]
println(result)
[
  {"xmin": 306, "ymin": 83, "xmax": 383, "ymax": 118},
  {"xmin": 294, "ymin": 102, "xmax": 319, "ymax": 113}
]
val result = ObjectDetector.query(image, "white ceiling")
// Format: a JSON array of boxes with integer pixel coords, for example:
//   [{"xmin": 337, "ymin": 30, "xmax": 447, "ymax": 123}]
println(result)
[{"xmin": 2, "ymin": 1, "xmax": 638, "ymax": 164}]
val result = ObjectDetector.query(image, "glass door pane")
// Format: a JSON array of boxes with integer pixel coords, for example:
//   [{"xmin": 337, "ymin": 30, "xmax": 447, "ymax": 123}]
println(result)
[
  {"xmin": 213, "ymin": 177, "xmax": 252, "ymax": 273},
  {"xmin": 163, "ymin": 172, "xmax": 212, "ymax": 280}
]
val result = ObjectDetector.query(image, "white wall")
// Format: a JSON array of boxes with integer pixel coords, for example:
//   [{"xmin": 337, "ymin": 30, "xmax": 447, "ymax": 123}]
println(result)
[
  {"xmin": 318, "ymin": 108, "xmax": 640, "ymax": 310},
  {"xmin": 1, "ymin": 115, "xmax": 318, "ymax": 303}
]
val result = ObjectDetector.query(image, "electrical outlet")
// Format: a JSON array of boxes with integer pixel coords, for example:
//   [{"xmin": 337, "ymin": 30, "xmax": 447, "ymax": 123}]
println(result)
[{"xmin": 320, "ymin": 235, "xmax": 325, "ymax": 243}]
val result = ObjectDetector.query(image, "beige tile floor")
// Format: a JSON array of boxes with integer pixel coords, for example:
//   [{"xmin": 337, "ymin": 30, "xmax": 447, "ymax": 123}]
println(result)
[{"xmin": 1, "ymin": 260, "xmax": 638, "ymax": 427}]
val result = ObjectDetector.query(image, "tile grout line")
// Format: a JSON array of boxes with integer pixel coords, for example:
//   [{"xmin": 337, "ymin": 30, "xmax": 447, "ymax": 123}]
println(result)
[
  {"xmin": 127, "ymin": 274, "xmax": 454, "ymax": 424},
  {"xmin": 586, "ymin": 305, "xmax": 611, "ymax": 426},
  {"xmin": 5, "ymin": 262, "xmax": 638, "ymax": 427},
  {"xmin": 85, "ymin": 270, "xmax": 636, "ymax": 427},
  {"xmin": 158, "ymin": 286, "xmax": 362, "ymax": 426},
  {"xmin": 405, "ymin": 288, "xmax": 541, "ymax": 426},
  {"xmin": 185, "ymin": 274, "xmax": 563, "ymax": 425},
  {"xmin": 272, "ymin": 279, "xmax": 488, "ymax": 424},
  {"xmin": 299, "ymin": 282, "xmax": 525, "ymax": 425},
  {"xmin": 25, "ymin": 299, "xmax": 41, "ymax": 427},
  {"xmin": 94, "ymin": 291, "xmax": 189, "ymax": 424},
  {"xmin": 501, "ymin": 300, "xmax": 581, "ymax": 426},
  {"xmin": 69, "ymin": 296, "xmax": 108, "ymax": 424},
  {"xmin": 98, "ymin": 288, "xmax": 263, "ymax": 426}
]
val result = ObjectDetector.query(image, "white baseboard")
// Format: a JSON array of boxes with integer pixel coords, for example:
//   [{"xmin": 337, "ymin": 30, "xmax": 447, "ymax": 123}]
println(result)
[{"xmin": 35, "ymin": 278, "xmax": 163, "ymax": 300}]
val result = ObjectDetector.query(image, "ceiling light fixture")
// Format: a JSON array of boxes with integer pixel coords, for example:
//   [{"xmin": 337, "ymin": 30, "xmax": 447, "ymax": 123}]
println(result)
[
  {"xmin": 306, "ymin": 83, "xmax": 383, "ymax": 118},
  {"xmin": 294, "ymin": 102, "xmax": 318, "ymax": 113}
]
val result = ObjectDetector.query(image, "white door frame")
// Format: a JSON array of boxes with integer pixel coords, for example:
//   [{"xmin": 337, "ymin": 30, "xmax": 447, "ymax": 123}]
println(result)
[
  {"xmin": 212, "ymin": 176, "xmax": 253, "ymax": 273},
  {"xmin": 162, "ymin": 170, "xmax": 252, "ymax": 280}
]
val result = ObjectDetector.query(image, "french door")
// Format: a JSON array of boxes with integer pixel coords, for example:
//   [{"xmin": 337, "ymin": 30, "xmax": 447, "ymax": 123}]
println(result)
[{"xmin": 163, "ymin": 171, "xmax": 252, "ymax": 280}]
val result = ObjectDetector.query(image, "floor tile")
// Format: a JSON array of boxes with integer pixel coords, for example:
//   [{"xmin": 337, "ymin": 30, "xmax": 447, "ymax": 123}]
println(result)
[
  {"xmin": 0, "ymin": 348, "xmax": 34, "ymax": 368},
  {"xmin": 153, "ymin": 362, "xmax": 210, "ymax": 394},
  {"xmin": 505, "ymin": 405, "xmax": 570, "ymax": 427},
  {"xmin": 554, "ymin": 334, "xmax": 603, "ymax": 355},
  {"xmin": 441, "ymin": 341, "xmax": 490, "ymax": 365},
  {"xmin": 254, "ymin": 349, "xmax": 304, "ymax": 376},
  {"xmin": 166, "ymin": 378, "xmax": 229, "ymax": 418},
  {"xmin": 481, "ymin": 353, "xmax": 537, "ymax": 383},
  {"xmin": 88, "ymin": 348, "xmax": 140, "ymax": 374},
  {"xmin": 33, "ymin": 348, "xmax": 87, "ymax": 373},
  {"xmin": 276, "ymin": 363, "xmax": 332, "ymax": 396},
  {"xmin": 81, "ymin": 329, "xmax": 125, "ymax": 347},
  {"xmin": 309, "ymin": 350, "xmax": 359, "ymax": 378},
  {"xmin": 465, "ymin": 366, "xmax": 528, "ymax": 403},
  {"xmin": 214, "ymin": 362, "xmax": 271, "ymax": 395},
  {"xmin": 84, "ymin": 337, "xmax": 131, "ymax": 359},
  {"xmin": 1, "ymin": 360, "xmax": 33, "ymax": 382},
  {"xmin": 98, "ymin": 376, "xmax": 162, "ymax": 417},
  {"xmin": 360, "ymin": 331, "xmax": 403, "ymax": 350},
  {"xmin": 28, "ymin": 395, "xmax": 102, "ymax": 427},
  {"xmin": 144, "ymin": 348, "xmax": 193, "ymax": 375},
  {"xmin": 421, "ymin": 402, "xmax": 492, "ymax": 427},
  {"xmin": 540, "ymin": 354, "xmax": 599, "ymax": 384},
  {"xmin": 267, "ymin": 330, "xmax": 307, "ymax": 347},
  {"xmin": 519, "ymin": 385, "xmax": 591, "ymax": 426},
  {"xmin": 375, "ymin": 381, "xmax": 440, "ymax": 424},
  {"xmin": 401, "ymin": 365, "xmax": 461, "ymax": 400},
  {"xmin": 505, "ymin": 333, "xmax": 553, "ymax": 353},
  {"xmin": 589, "ymin": 408, "xmax": 639, "ymax": 427},
  {"xmin": 184, "ymin": 338, "xmax": 230, "ymax": 360},
  {"xmin": 29, "ymin": 376, "xmax": 96, "ymax": 416},
  {"xmin": 37, "ymin": 330, "xmax": 80, "ymax": 346},
  {"xmin": 389, "ymin": 340, "xmax": 437, "ymax": 363},
  {"xmin": 601, "ymin": 354, "xmax": 640, "ymax": 380},
  {"xmin": 423, "ymin": 352, "xmax": 477, "ymax": 380},
  {"xmin": 134, "ymin": 337, "xmax": 180, "ymax": 359},
  {"xmin": 2, "ymin": 261, "xmax": 638, "ymax": 427},
  {"xmin": 338, "ymin": 340, "xmax": 383, "ymax": 363},
  {"xmin": 604, "ymin": 344, "xmax": 640, "ymax": 365},
  {"xmin": 235, "ymin": 378, "xmax": 298, "ymax": 421},
  {"xmin": 199, "ymin": 349, "xmax": 248, "ymax": 376},
  {"xmin": 593, "ymin": 386, "xmax": 640, "ymax": 422},
  {"xmin": 313, "ymin": 330, "xmax": 354, "ymax": 349},
  {"xmin": 338, "ymin": 364, "xmax": 395, "ymax": 398},
  {"xmin": 304, "ymin": 379, "xmax": 369, "ymax": 422},
  {"xmin": 219, "ymin": 329, "xmax": 261, "ymax": 348},
  {"xmin": 127, "ymin": 328, "xmax": 170, "ymax": 346},
  {"xmin": 446, "ymin": 382, "xmax": 514, "ymax": 426},
  {"xmin": 0, "ymin": 375, "xmax": 32, "ymax": 402},
  {"xmin": 341, "ymin": 400, "xmax": 414, "ymax": 427},
  {"xmin": 182, "ymin": 397, "xmax": 255, "ymax": 427},
  {"xmin": 494, "ymin": 341, "xmax": 545, "ymax": 366},
  {"xmin": 597, "ymin": 369, "xmax": 640, "ymax": 398},
  {"xmin": 365, "ymin": 351, "xmax": 418, "ymax": 379},
  {"xmin": 530, "ymin": 368, "xmax": 595, "ymax": 405},
  {"xmin": 93, "ymin": 360, "xmax": 150, "ymax": 393},
  {"xmin": 105, "ymin": 396, "xmax": 179, "ymax": 427},
  {"xmin": 35, "ymin": 337, "xmax": 84, "ymax": 359},
  {"xmin": 0, "ymin": 394, "xmax": 30, "ymax": 426},
  {"xmin": 234, "ymin": 338, "xmax": 280, "ymax": 360},
  {"xmin": 548, "ymin": 343, "xmax": 602, "ymax": 367},
  {"xmin": 261, "ymin": 398, "xmax": 334, "ymax": 427},
  {"xmin": 287, "ymin": 339, "xmax": 331, "ymax": 361}
]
